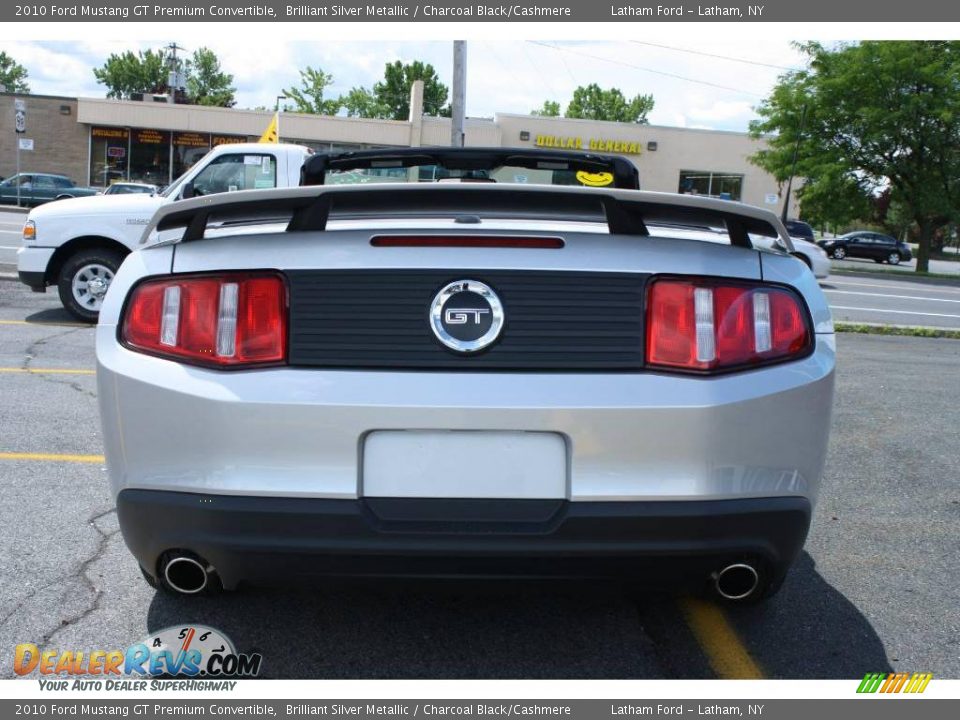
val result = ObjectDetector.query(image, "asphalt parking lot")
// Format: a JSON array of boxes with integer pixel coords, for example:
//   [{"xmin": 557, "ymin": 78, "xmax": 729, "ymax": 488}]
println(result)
[{"xmin": 0, "ymin": 278, "xmax": 957, "ymax": 681}]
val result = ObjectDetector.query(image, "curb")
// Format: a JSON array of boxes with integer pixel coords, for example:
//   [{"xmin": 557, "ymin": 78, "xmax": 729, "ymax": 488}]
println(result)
[
  {"xmin": 831, "ymin": 268, "xmax": 960, "ymax": 287},
  {"xmin": 0, "ymin": 205, "xmax": 31, "ymax": 214},
  {"xmin": 835, "ymin": 321, "xmax": 960, "ymax": 340}
]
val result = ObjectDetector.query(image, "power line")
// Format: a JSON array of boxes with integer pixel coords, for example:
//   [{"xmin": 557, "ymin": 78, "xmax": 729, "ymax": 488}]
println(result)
[
  {"xmin": 526, "ymin": 41, "xmax": 767, "ymax": 97},
  {"xmin": 628, "ymin": 40, "xmax": 798, "ymax": 71}
]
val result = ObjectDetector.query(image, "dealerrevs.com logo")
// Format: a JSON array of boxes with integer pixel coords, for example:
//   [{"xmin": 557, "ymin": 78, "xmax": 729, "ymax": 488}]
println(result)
[{"xmin": 14, "ymin": 625, "xmax": 262, "ymax": 689}]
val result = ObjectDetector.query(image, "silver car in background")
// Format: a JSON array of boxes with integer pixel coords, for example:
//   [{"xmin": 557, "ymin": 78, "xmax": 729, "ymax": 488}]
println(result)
[{"xmin": 96, "ymin": 180, "xmax": 834, "ymax": 603}]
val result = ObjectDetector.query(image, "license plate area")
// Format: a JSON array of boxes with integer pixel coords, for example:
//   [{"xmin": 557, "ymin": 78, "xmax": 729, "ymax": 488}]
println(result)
[{"xmin": 362, "ymin": 431, "xmax": 568, "ymax": 499}]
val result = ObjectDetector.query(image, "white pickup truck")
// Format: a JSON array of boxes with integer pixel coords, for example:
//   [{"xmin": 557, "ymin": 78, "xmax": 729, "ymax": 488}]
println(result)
[{"xmin": 17, "ymin": 143, "xmax": 312, "ymax": 321}]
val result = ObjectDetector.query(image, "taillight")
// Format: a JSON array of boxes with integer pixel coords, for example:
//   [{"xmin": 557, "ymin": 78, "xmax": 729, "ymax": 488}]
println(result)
[
  {"xmin": 121, "ymin": 273, "xmax": 287, "ymax": 368},
  {"xmin": 646, "ymin": 278, "xmax": 811, "ymax": 372}
]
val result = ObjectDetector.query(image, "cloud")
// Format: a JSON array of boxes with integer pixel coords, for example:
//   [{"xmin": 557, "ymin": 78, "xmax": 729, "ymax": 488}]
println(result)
[{"xmin": 0, "ymin": 39, "xmax": 805, "ymax": 131}]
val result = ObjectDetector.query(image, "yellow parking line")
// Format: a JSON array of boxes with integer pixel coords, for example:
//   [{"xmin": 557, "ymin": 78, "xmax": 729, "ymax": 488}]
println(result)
[
  {"xmin": 0, "ymin": 367, "xmax": 95, "ymax": 375},
  {"xmin": 0, "ymin": 452, "xmax": 105, "ymax": 463},
  {"xmin": 0, "ymin": 320, "xmax": 91, "ymax": 328},
  {"xmin": 680, "ymin": 597, "xmax": 764, "ymax": 679}
]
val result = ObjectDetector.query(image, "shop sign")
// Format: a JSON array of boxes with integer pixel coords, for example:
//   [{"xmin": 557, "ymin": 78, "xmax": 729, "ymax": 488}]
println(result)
[
  {"xmin": 212, "ymin": 135, "xmax": 247, "ymax": 146},
  {"xmin": 173, "ymin": 132, "xmax": 210, "ymax": 148},
  {"xmin": 92, "ymin": 127, "xmax": 129, "ymax": 140},
  {"xmin": 534, "ymin": 134, "xmax": 643, "ymax": 155},
  {"xmin": 134, "ymin": 129, "xmax": 168, "ymax": 144}
]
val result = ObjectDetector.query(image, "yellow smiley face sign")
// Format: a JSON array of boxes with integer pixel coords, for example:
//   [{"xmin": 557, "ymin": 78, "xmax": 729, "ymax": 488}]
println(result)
[{"xmin": 575, "ymin": 170, "xmax": 615, "ymax": 187}]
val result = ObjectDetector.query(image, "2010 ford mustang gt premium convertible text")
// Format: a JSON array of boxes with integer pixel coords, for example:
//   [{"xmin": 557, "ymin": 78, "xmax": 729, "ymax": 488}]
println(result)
[{"xmin": 96, "ymin": 178, "xmax": 834, "ymax": 604}]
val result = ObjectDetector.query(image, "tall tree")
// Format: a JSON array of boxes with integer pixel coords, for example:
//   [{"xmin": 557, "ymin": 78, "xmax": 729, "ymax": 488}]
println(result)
[
  {"xmin": 282, "ymin": 66, "xmax": 341, "ymax": 115},
  {"xmin": 532, "ymin": 100, "xmax": 561, "ymax": 117},
  {"xmin": 93, "ymin": 49, "xmax": 169, "ymax": 99},
  {"xmin": 340, "ymin": 86, "xmax": 389, "ymax": 118},
  {"xmin": 373, "ymin": 60, "xmax": 449, "ymax": 120},
  {"xmin": 186, "ymin": 47, "xmax": 236, "ymax": 107},
  {"xmin": 564, "ymin": 84, "xmax": 654, "ymax": 124},
  {"xmin": 751, "ymin": 41, "xmax": 960, "ymax": 272},
  {"xmin": 0, "ymin": 51, "xmax": 30, "ymax": 93}
]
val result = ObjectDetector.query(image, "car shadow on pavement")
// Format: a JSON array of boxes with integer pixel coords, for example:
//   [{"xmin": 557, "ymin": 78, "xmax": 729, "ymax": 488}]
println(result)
[
  {"xmin": 723, "ymin": 553, "xmax": 893, "ymax": 679},
  {"xmin": 23, "ymin": 307, "xmax": 93, "ymax": 326},
  {"xmin": 144, "ymin": 551, "xmax": 892, "ymax": 679}
]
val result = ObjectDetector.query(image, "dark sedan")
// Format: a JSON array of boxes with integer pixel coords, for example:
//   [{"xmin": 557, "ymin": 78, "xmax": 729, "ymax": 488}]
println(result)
[
  {"xmin": 0, "ymin": 173, "xmax": 99, "ymax": 207},
  {"xmin": 818, "ymin": 231, "xmax": 913, "ymax": 265}
]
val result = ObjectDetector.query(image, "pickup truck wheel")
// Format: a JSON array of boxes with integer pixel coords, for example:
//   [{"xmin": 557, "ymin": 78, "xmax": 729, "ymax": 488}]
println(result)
[{"xmin": 57, "ymin": 248, "xmax": 123, "ymax": 322}]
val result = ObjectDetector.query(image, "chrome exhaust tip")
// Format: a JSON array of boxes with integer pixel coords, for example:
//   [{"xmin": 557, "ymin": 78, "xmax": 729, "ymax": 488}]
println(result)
[
  {"xmin": 713, "ymin": 563, "xmax": 760, "ymax": 601},
  {"xmin": 162, "ymin": 555, "xmax": 212, "ymax": 595}
]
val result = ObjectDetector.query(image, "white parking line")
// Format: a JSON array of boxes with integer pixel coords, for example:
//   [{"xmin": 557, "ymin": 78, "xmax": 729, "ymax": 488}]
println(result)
[
  {"xmin": 830, "ymin": 305, "xmax": 960, "ymax": 319},
  {"xmin": 0, "ymin": 245, "xmax": 21, "ymax": 250},
  {"xmin": 824, "ymin": 289, "xmax": 960, "ymax": 304}
]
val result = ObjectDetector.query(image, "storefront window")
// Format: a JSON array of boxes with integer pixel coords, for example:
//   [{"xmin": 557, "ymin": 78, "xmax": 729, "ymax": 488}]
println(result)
[
  {"xmin": 173, "ymin": 132, "xmax": 212, "ymax": 180},
  {"xmin": 90, "ymin": 127, "xmax": 129, "ymax": 187},
  {"xmin": 678, "ymin": 170, "xmax": 743, "ymax": 201},
  {"xmin": 129, "ymin": 129, "xmax": 170, "ymax": 186}
]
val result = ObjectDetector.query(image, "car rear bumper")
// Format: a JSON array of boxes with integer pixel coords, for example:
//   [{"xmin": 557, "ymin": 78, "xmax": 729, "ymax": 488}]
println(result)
[{"xmin": 118, "ymin": 489, "xmax": 811, "ymax": 590}]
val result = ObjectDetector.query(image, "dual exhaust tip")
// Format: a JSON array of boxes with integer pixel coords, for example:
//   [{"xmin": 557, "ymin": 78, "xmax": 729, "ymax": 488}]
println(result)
[
  {"xmin": 162, "ymin": 554, "xmax": 214, "ymax": 595},
  {"xmin": 712, "ymin": 562, "xmax": 761, "ymax": 601}
]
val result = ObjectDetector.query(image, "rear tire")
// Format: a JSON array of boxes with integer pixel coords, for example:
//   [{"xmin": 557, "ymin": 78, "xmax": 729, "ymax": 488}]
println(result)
[{"xmin": 57, "ymin": 248, "xmax": 124, "ymax": 322}]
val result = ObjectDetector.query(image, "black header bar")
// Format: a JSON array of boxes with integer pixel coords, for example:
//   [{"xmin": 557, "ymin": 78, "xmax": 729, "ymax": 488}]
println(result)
[{"xmin": 4, "ymin": 1, "xmax": 957, "ymax": 23}]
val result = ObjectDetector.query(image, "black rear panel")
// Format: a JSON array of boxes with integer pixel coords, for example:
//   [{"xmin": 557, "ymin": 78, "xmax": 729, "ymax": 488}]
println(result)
[{"xmin": 286, "ymin": 269, "xmax": 647, "ymax": 370}]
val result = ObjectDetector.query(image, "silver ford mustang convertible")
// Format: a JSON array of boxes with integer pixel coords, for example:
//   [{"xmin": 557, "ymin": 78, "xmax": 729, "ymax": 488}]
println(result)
[{"xmin": 96, "ymin": 153, "xmax": 834, "ymax": 603}]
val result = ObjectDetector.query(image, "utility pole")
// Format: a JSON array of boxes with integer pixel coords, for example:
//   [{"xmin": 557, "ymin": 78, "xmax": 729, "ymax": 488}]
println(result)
[
  {"xmin": 276, "ymin": 95, "xmax": 287, "ymax": 143},
  {"xmin": 166, "ymin": 42, "xmax": 186, "ymax": 104},
  {"xmin": 451, "ymin": 41, "xmax": 466, "ymax": 147}
]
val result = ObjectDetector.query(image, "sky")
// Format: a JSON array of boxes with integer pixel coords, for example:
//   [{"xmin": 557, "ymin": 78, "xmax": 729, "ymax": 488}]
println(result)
[{"xmin": 0, "ymin": 40, "xmax": 809, "ymax": 132}]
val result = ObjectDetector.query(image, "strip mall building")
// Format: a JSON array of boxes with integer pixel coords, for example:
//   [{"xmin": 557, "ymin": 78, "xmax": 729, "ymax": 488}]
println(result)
[{"xmin": 0, "ymin": 89, "xmax": 798, "ymax": 215}]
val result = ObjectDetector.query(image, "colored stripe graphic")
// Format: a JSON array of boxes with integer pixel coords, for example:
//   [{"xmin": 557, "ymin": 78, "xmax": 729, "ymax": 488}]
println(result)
[{"xmin": 857, "ymin": 672, "xmax": 932, "ymax": 694}]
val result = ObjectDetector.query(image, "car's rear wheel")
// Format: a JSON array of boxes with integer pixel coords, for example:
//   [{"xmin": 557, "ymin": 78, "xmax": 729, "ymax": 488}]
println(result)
[
  {"xmin": 57, "ymin": 248, "xmax": 123, "ymax": 322},
  {"xmin": 832, "ymin": 246, "xmax": 846, "ymax": 259},
  {"xmin": 887, "ymin": 252, "xmax": 901, "ymax": 265}
]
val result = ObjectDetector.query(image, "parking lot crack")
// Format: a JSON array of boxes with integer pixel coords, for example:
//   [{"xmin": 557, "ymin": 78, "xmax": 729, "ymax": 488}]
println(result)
[
  {"xmin": 0, "ymin": 507, "xmax": 118, "ymax": 643},
  {"xmin": 21, "ymin": 327, "xmax": 97, "ymax": 398}
]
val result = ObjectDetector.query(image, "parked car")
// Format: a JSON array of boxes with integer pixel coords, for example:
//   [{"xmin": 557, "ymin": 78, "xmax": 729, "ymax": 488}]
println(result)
[
  {"xmin": 102, "ymin": 182, "xmax": 160, "ymax": 196},
  {"xmin": 0, "ymin": 173, "xmax": 99, "ymax": 207},
  {"xmin": 818, "ymin": 231, "xmax": 912, "ymax": 264},
  {"xmin": 97, "ymin": 152, "xmax": 835, "ymax": 604},
  {"xmin": 784, "ymin": 219, "xmax": 816, "ymax": 242}
]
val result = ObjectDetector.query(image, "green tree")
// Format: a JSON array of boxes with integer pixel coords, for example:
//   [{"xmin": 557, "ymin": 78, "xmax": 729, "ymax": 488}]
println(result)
[
  {"xmin": 564, "ymin": 84, "xmax": 654, "ymax": 124},
  {"xmin": 751, "ymin": 41, "xmax": 960, "ymax": 272},
  {"xmin": 340, "ymin": 86, "xmax": 389, "ymax": 118},
  {"xmin": 373, "ymin": 60, "xmax": 449, "ymax": 120},
  {"xmin": 0, "ymin": 51, "xmax": 29, "ymax": 93},
  {"xmin": 186, "ymin": 47, "xmax": 235, "ymax": 107},
  {"xmin": 282, "ymin": 66, "xmax": 341, "ymax": 115},
  {"xmin": 93, "ymin": 49, "xmax": 169, "ymax": 99},
  {"xmin": 532, "ymin": 100, "xmax": 561, "ymax": 117}
]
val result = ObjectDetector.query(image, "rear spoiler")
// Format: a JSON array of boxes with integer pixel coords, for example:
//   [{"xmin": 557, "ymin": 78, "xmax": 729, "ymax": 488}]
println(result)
[
  {"xmin": 143, "ymin": 183, "xmax": 793, "ymax": 251},
  {"xmin": 301, "ymin": 147, "xmax": 641, "ymax": 190}
]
